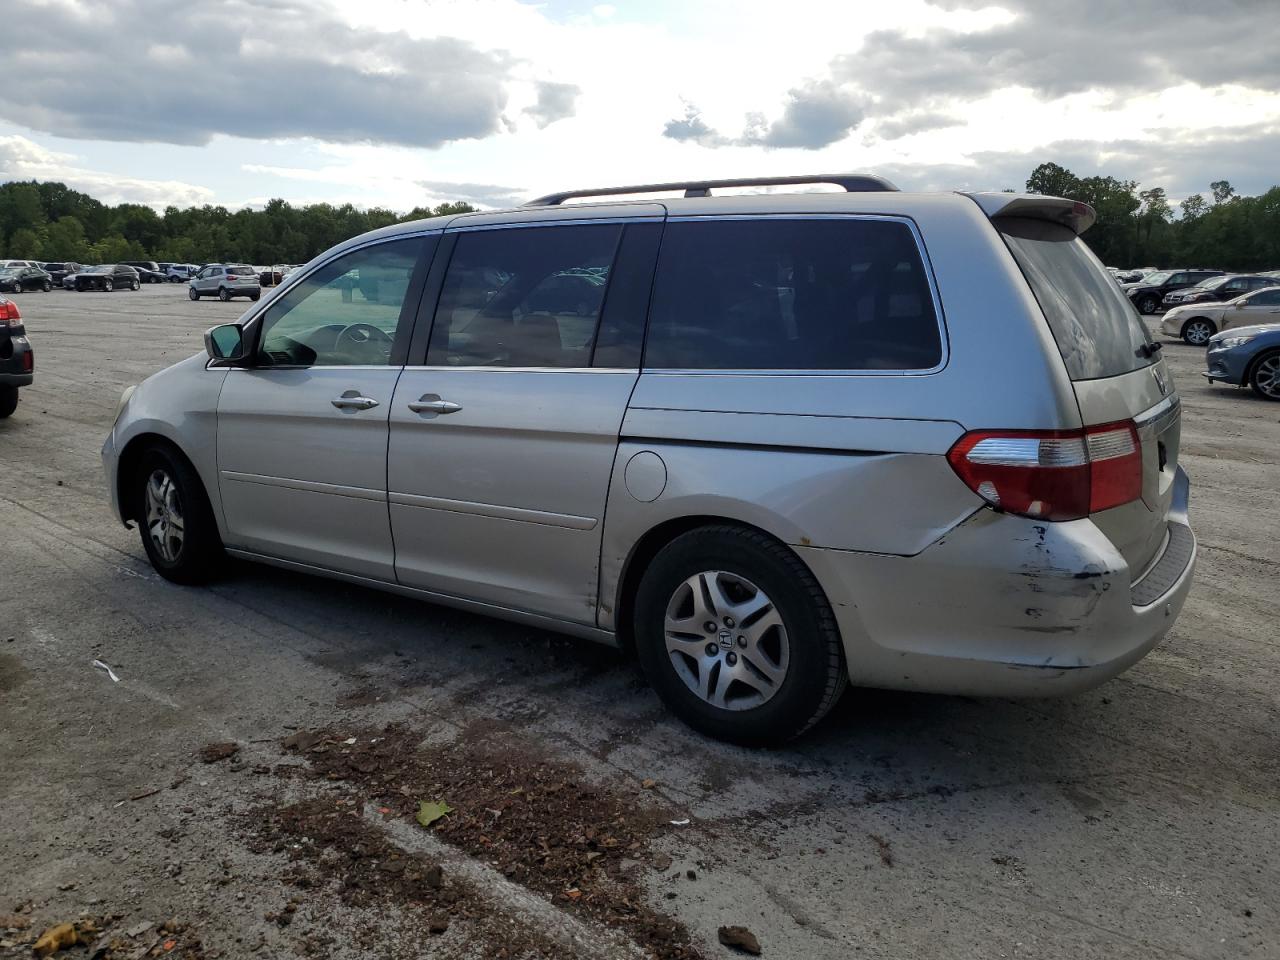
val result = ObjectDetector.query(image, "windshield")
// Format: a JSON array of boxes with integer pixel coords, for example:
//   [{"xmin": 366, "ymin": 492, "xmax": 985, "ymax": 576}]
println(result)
[
  {"xmin": 0, "ymin": 269, "xmax": 18, "ymax": 277},
  {"xmin": 1141, "ymin": 271, "xmax": 1171, "ymax": 285},
  {"xmin": 1198, "ymin": 276, "xmax": 1229, "ymax": 290},
  {"xmin": 999, "ymin": 217, "xmax": 1154, "ymax": 381},
  {"xmin": 87, "ymin": 266, "xmax": 111, "ymax": 274}
]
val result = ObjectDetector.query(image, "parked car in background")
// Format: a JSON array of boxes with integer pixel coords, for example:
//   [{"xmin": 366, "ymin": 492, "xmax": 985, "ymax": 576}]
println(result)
[
  {"xmin": 1162, "ymin": 274, "xmax": 1275, "ymax": 308},
  {"xmin": 0, "ymin": 264, "xmax": 53, "ymax": 293},
  {"xmin": 42, "ymin": 262, "xmax": 84, "ymax": 286},
  {"xmin": 189, "ymin": 263, "xmax": 261, "ymax": 301},
  {"xmin": 1127, "ymin": 269, "xmax": 1223, "ymax": 314},
  {"xmin": 103, "ymin": 176, "xmax": 1196, "ymax": 745},
  {"xmin": 0, "ymin": 295, "xmax": 33, "ymax": 418},
  {"xmin": 1203, "ymin": 323, "xmax": 1280, "ymax": 400},
  {"xmin": 0, "ymin": 259, "xmax": 41, "ymax": 270},
  {"xmin": 68, "ymin": 264, "xmax": 141, "ymax": 292},
  {"xmin": 167, "ymin": 263, "xmax": 199, "ymax": 282},
  {"xmin": 1161, "ymin": 287, "xmax": 1280, "ymax": 344},
  {"xmin": 1116, "ymin": 269, "xmax": 1147, "ymax": 283},
  {"xmin": 120, "ymin": 261, "xmax": 163, "ymax": 280},
  {"xmin": 258, "ymin": 265, "xmax": 286, "ymax": 286}
]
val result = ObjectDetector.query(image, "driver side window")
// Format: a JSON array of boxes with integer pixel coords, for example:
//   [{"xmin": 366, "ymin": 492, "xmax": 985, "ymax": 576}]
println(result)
[{"xmin": 255, "ymin": 238, "xmax": 423, "ymax": 367}]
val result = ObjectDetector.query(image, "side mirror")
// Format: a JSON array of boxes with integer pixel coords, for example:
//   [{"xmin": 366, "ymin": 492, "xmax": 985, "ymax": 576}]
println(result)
[
  {"xmin": 1235, "ymin": 301, "xmax": 1247, "ymax": 309},
  {"xmin": 204, "ymin": 324, "xmax": 245, "ymax": 363}
]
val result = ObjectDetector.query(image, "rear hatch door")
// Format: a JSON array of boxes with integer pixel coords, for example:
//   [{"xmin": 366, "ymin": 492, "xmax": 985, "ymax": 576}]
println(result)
[{"xmin": 994, "ymin": 212, "xmax": 1179, "ymax": 580}]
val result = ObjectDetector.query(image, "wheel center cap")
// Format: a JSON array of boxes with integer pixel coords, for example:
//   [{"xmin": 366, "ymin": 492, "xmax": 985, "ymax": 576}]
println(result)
[{"xmin": 717, "ymin": 630, "xmax": 734, "ymax": 650}]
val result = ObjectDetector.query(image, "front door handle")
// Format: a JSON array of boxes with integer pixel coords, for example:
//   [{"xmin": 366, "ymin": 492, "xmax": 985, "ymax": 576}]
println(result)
[
  {"xmin": 407, "ymin": 394, "xmax": 463, "ymax": 415},
  {"xmin": 331, "ymin": 391, "xmax": 380, "ymax": 411}
]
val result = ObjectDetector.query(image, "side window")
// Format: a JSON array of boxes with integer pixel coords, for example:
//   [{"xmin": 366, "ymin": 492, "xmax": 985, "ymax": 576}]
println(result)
[
  {"xmin": 1253, "ymin": 290, "xmax": 1280, "ymax": 306},
  {"xmin": 1167, "ymin": 273, "xmax": 1189, "ymax": 286},
  {"xmin": 644, "ymin": 218, "xmax": 942, "ymax": 371},
  {"xmin": 1225, "ymin": 279, "xmax": 1247, "ymax": 293},
  {"xmin": 428, "ymin": 224, "xmax": 621, "ymax": 368},
  {"xmin": 255, "ymin": 237, "xmax": 423, "ymax": 367}
]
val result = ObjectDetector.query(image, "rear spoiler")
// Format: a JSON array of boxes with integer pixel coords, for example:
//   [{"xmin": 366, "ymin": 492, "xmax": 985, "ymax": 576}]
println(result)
[{"xmin": 964, "ymin": 192, "xmax": 1097, "ymax": 236}]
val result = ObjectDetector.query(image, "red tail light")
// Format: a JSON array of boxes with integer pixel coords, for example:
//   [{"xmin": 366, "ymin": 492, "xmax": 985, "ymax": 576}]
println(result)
[
  {"xmin": 0, "ymin": 299, "xmax": 19, "ymax": 324},
  {"xmin": 947, "ymin": 421, "xmax": 1142, "ymax": 521},
  {"xmin": 22, "ymin": 349, "xmax": 33, "ymax": 372}
]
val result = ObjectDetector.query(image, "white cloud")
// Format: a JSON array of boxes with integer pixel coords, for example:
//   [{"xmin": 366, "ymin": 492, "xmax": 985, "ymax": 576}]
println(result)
[{"xmin": 0, "ymin": 134, "xmax": 213, "ymax": 208}]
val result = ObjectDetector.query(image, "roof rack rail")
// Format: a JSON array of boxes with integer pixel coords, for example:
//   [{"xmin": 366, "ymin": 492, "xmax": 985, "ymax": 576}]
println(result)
[{"xmin": 524, "ymin": 173, "xmax": 899, "ymax": 207}]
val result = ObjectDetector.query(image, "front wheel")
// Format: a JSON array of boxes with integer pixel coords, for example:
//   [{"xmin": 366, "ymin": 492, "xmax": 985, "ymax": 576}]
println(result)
[
  {"xmin": 1182, "ymin": 318, "xmax": 1216, "ymax": 346},
  {"xmin": 188, "ymin": 286, "xmax": 199, "ymax": 300},
  {"xmin": 1250, "ymin": 350, "xmax": 1280, "ymax": 401},
  {"xmin": 1138, "ymin": 295, "xmax": 1159, "ymax": 314},
  {"xmin": 217, "ymin": 286, "xmax": 230, "ymax": 302},
  {"xmin": 131, "ymin": 279, "xmax": 140, "ymax": 291},
  {"xmin": 633, "ymin": 525, "xmax": 847, "ymax": 745},
  {"xmin": 42, "ymin": 280, "xmax": 51, "ymax": 292},
  {"xmin": 134, "ymin": 447, "xmax": 223, "ymax": 584},
  {"xmin": 0, "ymin": 385, "xmax": 17, "ymax": 418},
  {"xmin": 103, "ymin": 279, "xmax": 114, "ymax": 292}
]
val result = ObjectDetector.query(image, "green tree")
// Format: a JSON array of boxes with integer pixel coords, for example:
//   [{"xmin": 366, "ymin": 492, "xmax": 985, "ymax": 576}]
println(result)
[
  {"xmin": 6, "ymin": 226, "xmax": 44, "ymax": 258},
  {"xmin": 1210, "ymin": 180, "xmax": 1235, "ymax": 204},
  {"xmin": 1180, "ymin": 194, "xmax": 1207, "ymax": 220},
  {"xmin": 42, "ymin": 215, "xmax": 90, "ymax": 262},
  {"xmin": 1026, "ymin": 162, "xmax": 1081, "ymax": 198}
]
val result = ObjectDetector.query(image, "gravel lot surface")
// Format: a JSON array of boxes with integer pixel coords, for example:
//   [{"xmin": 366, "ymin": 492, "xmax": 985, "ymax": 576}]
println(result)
[{"xmin": 2, "ymin": 285, "xmax": 1277, "ymax": 958}]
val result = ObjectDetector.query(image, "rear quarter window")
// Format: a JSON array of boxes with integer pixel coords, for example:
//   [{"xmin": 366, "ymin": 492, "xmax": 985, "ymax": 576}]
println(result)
[
  {"xmin": 998, "ymin": 217, "xmax": 1154, "ymax": 381},
  {"xmin": 644, "ymin": 217, "xmax": 942, "ymax": 371}
]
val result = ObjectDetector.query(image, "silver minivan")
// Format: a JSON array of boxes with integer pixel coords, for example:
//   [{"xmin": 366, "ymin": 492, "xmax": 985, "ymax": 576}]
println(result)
[{"xmin": 103, "ymin": 175, "xmax": 1196, "ymax": 744}]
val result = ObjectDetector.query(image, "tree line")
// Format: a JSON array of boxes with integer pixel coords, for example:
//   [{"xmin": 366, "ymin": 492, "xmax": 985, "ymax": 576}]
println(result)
[
  {"xmin": 2, "ymin": 167, "xmax": 1278, "ymax": 270},
  {"xmin": 1024, "ymin": 163, "xmax": 1279, "ymax": 271},
  {"xmin": 0, "ymin": 180, "xmax": 475, "ymax": 266}
]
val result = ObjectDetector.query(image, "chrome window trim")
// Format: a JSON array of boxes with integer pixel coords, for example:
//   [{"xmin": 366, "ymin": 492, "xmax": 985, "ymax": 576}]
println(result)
[
  {"xmin": 1133, "ymin": 392, "xmax": 1181, "ymax": 428},
  {"xmin": 398, "ymin": 365, "xmax": 635, "ymax": 374},
  {"xmin": 647, "ymin": 212, "xmax": 949, "ymax": 377},
  {"xmin": 446, "ymin": 216, "xmax": 664, "ymax": 233}
]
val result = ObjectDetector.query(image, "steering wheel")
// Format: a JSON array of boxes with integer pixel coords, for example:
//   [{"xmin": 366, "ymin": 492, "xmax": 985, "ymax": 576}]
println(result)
[{"xmin": 334, "ymin": 323, "xmax": 393, "ymax": 351}]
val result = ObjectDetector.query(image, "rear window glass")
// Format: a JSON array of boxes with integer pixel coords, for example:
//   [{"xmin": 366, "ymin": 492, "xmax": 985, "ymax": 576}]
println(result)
[
  {"xmin": 227, "ymin": 266, "xmax": 256, "ymax": 276},
  {"xmin": 999, "ymin": 217, "xmax": 1154, "ymax": 381},
  {"xmin": 644, "ymin": 218, "xmax": 942, "ymax": 370}
]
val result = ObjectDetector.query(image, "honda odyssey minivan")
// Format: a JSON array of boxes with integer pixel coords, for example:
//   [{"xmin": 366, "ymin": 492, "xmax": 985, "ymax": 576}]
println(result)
[{"xmin": 103, "ymin": 174, "xmax": 1196, "ymax": 744}]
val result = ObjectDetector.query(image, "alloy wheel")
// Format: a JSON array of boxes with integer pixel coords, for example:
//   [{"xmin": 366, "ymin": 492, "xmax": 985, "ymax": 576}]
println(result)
[
  {"xmin": 1184, "ymin": 320, "xmax": 1213, "ymax": 345},
  {"xmin": 1254, "ymin": 355, "xmax": 1280, "ymax": 399},
  {"xmin": 104, "ymin": 279, "xmax": 113, "ymax": 292},
  {"xmin": 145, "ymin": 469, "xmax": 185, "ymax": 563},
  {"xmin": 663, "ymin": 570, "xmax": 789, "ymax": 711}
]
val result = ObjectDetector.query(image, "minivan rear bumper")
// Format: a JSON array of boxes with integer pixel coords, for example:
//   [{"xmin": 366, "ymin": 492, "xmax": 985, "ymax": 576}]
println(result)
[{"xmin": 798, "ymin": 467, "xmax": 1195, "ymax": 697}]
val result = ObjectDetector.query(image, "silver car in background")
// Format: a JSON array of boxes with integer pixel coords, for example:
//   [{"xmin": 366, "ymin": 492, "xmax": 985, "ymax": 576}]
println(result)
[
  {"xmin": 189, "ymin": 263, "xmax": 261, "ymax": 301},
  {"xmin": 102, "ymin": 174, "xmax": 1196, "ymax": 744}
]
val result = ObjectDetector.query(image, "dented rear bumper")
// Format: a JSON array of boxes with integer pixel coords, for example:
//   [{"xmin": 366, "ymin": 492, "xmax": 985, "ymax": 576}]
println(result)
[{"xmin": 799, "ymin": 467, "xmax": 1196, "ymax": 697}]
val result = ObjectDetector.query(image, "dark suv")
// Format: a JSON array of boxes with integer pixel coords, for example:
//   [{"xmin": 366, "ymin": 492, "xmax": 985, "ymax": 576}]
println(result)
[
  {"xmin": 1127, "ymin": 269, "xmax": 1222, "ymax": 314},
  {"xmin": 71, "ymin": 264, "xmax": 141, "ymax": 292},
  {"xmin": 0, "ymin": 296, "xmax": 33, "ymax": 418},
  {"xmin": 1162, "ymin": 274, "xmax": 1275, "ymax": 308}
]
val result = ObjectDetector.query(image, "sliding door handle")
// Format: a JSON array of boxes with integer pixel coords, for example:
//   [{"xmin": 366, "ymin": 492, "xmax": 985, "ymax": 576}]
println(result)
[
  {"xmin": 407, "ymin": 395, "xmax": 463, "ymax": 415},
  {"xmin": 332, "ymin": 392, "xmax": 379, "ymax": 410}
]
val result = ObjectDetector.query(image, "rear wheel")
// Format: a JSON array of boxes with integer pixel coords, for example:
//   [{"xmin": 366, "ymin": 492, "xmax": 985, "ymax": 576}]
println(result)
[
  {"xmin": 250, "ymin": 292, "xmax": 260, "ymax": 302},
  {"xmin": 188, "ymin": 286, "xmax": 199, "ymax": 300},
  {"xmin": 1181, "ymin": 318, "xmax": 1216, "ymax": 346},
  {"xmin": 218, "ymin": 286, "xmax": 230, "ymax": 301},
  {"xmin": 0, "ymin": 385, "xmax": 17, "ymax": 418},
  {"xmin": 633, "ymin": 525, "xmax": 847, "ymax": 745},
  {"xmin": 134, "ymin": 446, "xmax": 223, "ymax": 584},
  {"xmin": 1249, "ymin": 350, "xmax": 1280, "ymax": 401}
]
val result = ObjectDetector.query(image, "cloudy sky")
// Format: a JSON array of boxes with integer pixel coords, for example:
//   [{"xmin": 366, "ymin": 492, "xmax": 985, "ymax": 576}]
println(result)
[{"xmin": 2, "ymin": 0, "xmax": 1277, "ymax": 212}]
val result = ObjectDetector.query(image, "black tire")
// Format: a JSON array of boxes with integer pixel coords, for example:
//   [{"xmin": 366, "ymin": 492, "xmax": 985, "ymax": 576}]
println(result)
[
  {"xmin": 133, "ymin": 446, "xmax": 223, "ymax": 584},
  {"xmin": 218, "ymin": 286, "xmax": 230, "ymax": 302},
  {"xmin": 0, "ymin": 385, "xmax": 17, "ymax": 419},
  {"xmin": 632, "ymin": 525, "xmax": 847, "ymax": 745},
  {"xmin": 250, "ymin": 292, "xmax": 260, "ymax": 302},
  {"xmin": 103, "ymin": 279, "xmax": 114, "ymax": 292},
  {"xmin": 1248, "ymin": 349, "xmax": 1280, "ymax": 401},
  {"xmin": 1138, "ymin": 294, "xmax": 1159, "ymax": 314},
  {"xmin": 131, "ymin": 279, "xmax": 140, "ymax": 291},
  {"xmin": 1181, "ymin": 318, "xmax": 1216, "ymax": 346},
  {"xmin": 188, "ymin": 286, "xmax": 199, "ymax": 300},
  {"xmin": 42, "ymin": 280, "xmax": 51, "ymax": 292}
]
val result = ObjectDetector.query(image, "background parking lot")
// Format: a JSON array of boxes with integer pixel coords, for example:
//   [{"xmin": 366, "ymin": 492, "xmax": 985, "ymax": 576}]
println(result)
[{"xmin": 1, "ymin": 286, "xmax": 1277, "ymax": 958}]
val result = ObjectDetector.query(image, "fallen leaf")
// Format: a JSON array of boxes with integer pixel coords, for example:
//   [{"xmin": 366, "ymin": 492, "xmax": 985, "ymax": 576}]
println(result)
[
  {"xmin": 718, "ymin": 925, "xmax": 762, "ymax": 955},
  {"xmin": 197, "ymin": 742, "xmax": 239, "ymax": 764},
  {"xmin": 641, "ymin": 778, "xmax": 657, "ymax": 789},
  {"xmin": 32, "ymin": 923, "xmax": 77, "ymax": 957},
  {"xmin": 415, "ymin": 800, "xmax": 453, "ymax": 828}
]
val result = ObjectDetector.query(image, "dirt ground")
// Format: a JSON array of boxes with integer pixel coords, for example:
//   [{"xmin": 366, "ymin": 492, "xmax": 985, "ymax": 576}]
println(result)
[{"xmin": 1, "ymin": 285, "xmax": 1277, "ymax": 959}]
